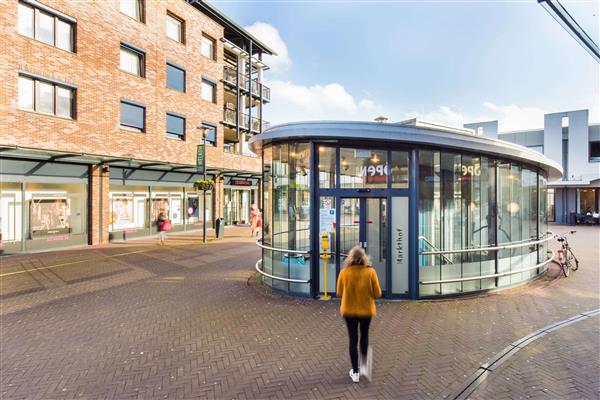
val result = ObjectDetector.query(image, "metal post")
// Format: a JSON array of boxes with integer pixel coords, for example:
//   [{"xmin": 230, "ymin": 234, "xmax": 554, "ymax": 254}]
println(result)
[{"xmin": 203, "ymin": 134, "xmax": 207, "ymax": 244}]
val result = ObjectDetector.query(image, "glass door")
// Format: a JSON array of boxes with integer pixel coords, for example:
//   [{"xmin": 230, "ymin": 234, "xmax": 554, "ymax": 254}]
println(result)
[{"xmin": 339, "ymin": 197, "xmax": 387, "ymax": 292}]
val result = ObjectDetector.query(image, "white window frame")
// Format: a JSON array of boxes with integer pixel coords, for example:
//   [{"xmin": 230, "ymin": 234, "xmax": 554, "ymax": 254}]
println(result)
[
  {"xmin": 201, "ymin": 34, "xmax": 215, "ymax": 60},
  {"xmin": 166, "ymin": 12, "xmax": 184, "ymax": 43},
  {"xmin": 18, "ymin": 1, "xmax": 75, "ymax": 52}
]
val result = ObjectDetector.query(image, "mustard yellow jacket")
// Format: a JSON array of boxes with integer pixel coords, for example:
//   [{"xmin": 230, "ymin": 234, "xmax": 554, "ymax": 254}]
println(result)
[{"xmin": 336, "ymin": 265, "xmax": 382, "ymax": 317}]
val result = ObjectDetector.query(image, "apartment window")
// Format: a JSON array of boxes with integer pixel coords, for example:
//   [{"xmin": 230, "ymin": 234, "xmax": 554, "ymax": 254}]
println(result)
[
  {"xmin": 166, "ymin": 12, "xmax": 184, "ymax": 43},
  {"xmin": 201, "ymin": 35, "xmax": 215, "ymax": 60},
  {"xmin": 120, "ymin": 0, "xmax": 144, "ymax": 22},
  {"xmin": 166, "ymin": 113, "xmax": 185, "ymax": 140},
  {"xmin": 120, "ymin": 42, "xmax": 145, "ymax": 77},
  {"xmin": 166, "ymin": 63, "xmax": 185, "ymax": 92},
  {"xmin": 18, "ymin": 1, "xmax": 75, "ymax": 52},
  {"xmin": 590, "ymin": 141, "xmax": 600, "ymax": 162},
  {"xmin": 201, "ymin": 78, "xmax": 216, "ymax": 103},
  {"xmin": 203, "ymin": 123, "xmax": 216, "ymax": 146},
  {"xmin": 18, "ymin": 74, "xmax": 75, "ymax": 118},
  {"xmin": 120, "ymin": 100, "xmax": 145, "ymax": 131}
]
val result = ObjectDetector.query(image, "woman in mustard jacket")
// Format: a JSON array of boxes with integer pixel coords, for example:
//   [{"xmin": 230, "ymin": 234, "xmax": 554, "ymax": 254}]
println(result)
[{"xmin": 336, "ymin": 245, "xmax": 382, "ymax": 383}]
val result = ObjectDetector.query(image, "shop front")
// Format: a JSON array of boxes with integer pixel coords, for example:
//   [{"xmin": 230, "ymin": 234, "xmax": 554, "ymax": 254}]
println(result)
[
  {"xmin": 223, "ymin": 176, "xmax": 259, "ymax": 225},
  {"xmin": 0, "ymin": 156, "xmax": 89, "ymax": 253},
  {"xmin": 250, "ymin": 121, "xmax": 563, "ymax": 299}
]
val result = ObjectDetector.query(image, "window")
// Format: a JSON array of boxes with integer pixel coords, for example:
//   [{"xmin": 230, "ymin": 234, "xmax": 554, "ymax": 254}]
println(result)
[
  {"xmin": 18, "ymin": 74, "xmax": 75, "ymax": 118},
  {"xmin": 547, "ymin": 188, "xmax": 555, "ymax": 222},
  {"xmin": 201, "ymin": 79, "xmax": 216, "ymax": 103},
  {"xmin": 166, "ymin": 113, "xmax": 185, "ymax": 140},
  {"xmin": 527, "ymin": 145, "xmax": 544, "ymax": 154},
  {"xmin": 18, "ymin": 1, "xmax": 75, "ymax": 52},
  {"xmin": 120, "ymin": 100, "xmax": 145, "ymax": 131},
  {"xmin": 590, "ymin": 141, "xmax": 600, "ymax": 161},
  {"xmin": 166, "ymin": 12, "xmax": 184, "ymax": 43},
  {"xmin": 202, "ymin": 123, "xmax": 216, "ymax": 146},
  {"xmin": 166, "ymin": 63, "xmax": 185, "ymax": 92},
  {"xmin": 120, "ymin": 0, "xmax": 143, "ymax": 22},
  {"xmin": 201, "ymin": 35, "xmax": 215, "ymax": 60},
  {"xmin": 120, "ymin": 43, "xmax": 145, "ymax": 77}
]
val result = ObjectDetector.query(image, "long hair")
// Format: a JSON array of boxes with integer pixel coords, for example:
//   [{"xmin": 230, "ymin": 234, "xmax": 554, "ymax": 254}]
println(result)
[{"xmin": 343, "ymin": 245, "xmax": 370, "ymax": 268}]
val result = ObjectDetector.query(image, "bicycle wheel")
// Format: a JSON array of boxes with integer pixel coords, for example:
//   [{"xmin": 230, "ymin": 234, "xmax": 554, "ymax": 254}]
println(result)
[{"xmin": 568, "ymin": 248, "xmax": 579, "ymax": 271}]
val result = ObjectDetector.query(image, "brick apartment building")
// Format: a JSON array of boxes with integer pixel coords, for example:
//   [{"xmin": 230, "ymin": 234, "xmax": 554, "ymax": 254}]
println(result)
[{"xmin": 0, "ymin": 0, "xmax": 274, "ymax": 253}]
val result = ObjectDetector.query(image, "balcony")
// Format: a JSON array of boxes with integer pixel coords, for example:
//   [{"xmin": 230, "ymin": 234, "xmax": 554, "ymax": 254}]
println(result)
[
  {"xmin": 223, "ymin": 108, "xmax": 269, "ymax": 133},
  {"xmin": 223, "ymin": 66, "xmax": 270, "ymax": 102}
]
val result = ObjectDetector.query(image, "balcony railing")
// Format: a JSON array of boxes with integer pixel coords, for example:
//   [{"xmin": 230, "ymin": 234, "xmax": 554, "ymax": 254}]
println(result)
[
  {"xmin": 223, "ymin": 67, "xmax": 270, "ymax": 102},
  {"xmin": 223, "ymin": 108, "xmax": 269, "ymax": 133}
]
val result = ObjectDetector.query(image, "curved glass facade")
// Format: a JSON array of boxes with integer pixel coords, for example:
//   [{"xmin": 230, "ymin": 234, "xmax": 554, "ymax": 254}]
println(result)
[{"xmin": 258, "ymin": 139, "xmax": 551, "ymax": 299}]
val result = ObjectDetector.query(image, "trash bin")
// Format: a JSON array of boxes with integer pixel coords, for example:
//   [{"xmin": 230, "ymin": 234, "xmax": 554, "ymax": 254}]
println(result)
[{"xmin": 215, "ymin": 217, "xmax": 225, "ymax": 239}]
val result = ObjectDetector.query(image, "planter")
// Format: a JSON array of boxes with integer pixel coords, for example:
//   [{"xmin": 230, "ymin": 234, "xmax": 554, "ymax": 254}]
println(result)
[{"xmin": 194, "ymin": 179, "xmax": 215, "ymax": 191}]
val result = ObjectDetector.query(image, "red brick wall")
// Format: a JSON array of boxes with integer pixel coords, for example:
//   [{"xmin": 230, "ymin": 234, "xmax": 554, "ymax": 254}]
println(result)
[{"xmin": 0, "ymin": 0, "xmax": 261, "ymax": 174}]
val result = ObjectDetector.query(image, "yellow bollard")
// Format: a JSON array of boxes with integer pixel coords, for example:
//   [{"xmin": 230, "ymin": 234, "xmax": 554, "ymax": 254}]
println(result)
[{"xmin": 320, "ymin": 233, "xmax": 331, "ymax": 300}]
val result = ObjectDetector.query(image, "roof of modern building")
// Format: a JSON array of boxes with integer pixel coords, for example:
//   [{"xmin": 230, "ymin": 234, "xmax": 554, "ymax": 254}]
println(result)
[
  {"xmin": 188, "ymin": 0, "xmax": 277, "ymax": 56},
  {"xmin": 249, "ymin": 120, "xmax": 563, "ymax": 180}
]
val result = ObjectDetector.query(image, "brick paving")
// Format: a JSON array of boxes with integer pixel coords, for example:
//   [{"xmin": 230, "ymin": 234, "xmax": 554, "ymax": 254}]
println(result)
[{"xmin": 0, "ymin": 225, "xmax": 598, "ymax": 399}]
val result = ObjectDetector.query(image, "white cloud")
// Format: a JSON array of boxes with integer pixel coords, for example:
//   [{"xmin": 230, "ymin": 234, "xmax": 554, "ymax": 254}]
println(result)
[
  {"xmin": 244, "ymin": 22, "xmax": 291, "ymax": 74},
  {"xmin": 264, "ymin": 80, "xmax": 383, "ymax": 125}
]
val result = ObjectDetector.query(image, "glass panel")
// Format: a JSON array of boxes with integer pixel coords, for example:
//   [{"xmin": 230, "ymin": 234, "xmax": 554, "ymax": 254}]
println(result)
[
  {"xmin": 201, "ymin": 35, "xmax": 214, "ymax": 59},
  {"xmin": 0, "ymin": 182, "xmax": 23, "ymax": 242},
  {"xmin": 263, "ymin": 146, "xmax": 272, "ymax": 246},
  {"xmin": 497, "ymin": 161, "xmax": 512, "ymax": 287},
  {"xmin": 18, "ymin": 3, "xmax": 34, "ymax": 38},
  {"xmin": 340, "ymin": 148, "xmax": 387, "ymax": 188},
  {"xmin": 366, "ymin": 198, "xmax": 386, "ymax": 291},
  {"xmin": 318, "ymin": 146, "xmax": 336, "ymax": 188},
  {"xmin": 18, "ymin": 76, "xmax": 34, "ymax": 110},
  {"xmin": 201, "ymin": 80, "xmax": 215, "ymax": 102},
  {"xmin": 418, "ymin": 150, "xmax": 441, "ymax": 296},
  {"xmin": 480, "ymin": 157, "xmax": 496, "ymax": 289},
  {"xmin": 120, "ymin": 101, "xmax": 144, "ymax": 130},
  {"xmin": 36, "ymin": 10, "xmax": 54, "ymax": 45},
  {"xmin": 36, "ymin": 80, "xmax": 54, "ymax": 114},
  {"xmin": 166, "ymin": 64, "xmax": 185, "ymax": 92},
  {"xmin": 509, "ymin": 164, "xmax": 523, "ymax": 284},
  {"xmin": 391, "ymin": 151, "xmax": 409, "ymax": 188},
  {"xmin": 579, "ymin": 189, "xmax": 596, "ymax": 213},
  {"xmin": 440, "ymin": 152, "xmax": 462, "ymax": 294},
  {"xmin": 340, "ymin": 198, "xmax": 360, "ymax": 256},
  {"xmin": 120, "ymin": 0, "xmax": 141, "ymax": 21},
  {"xmin": 120, "ymin": 47, "xmax": 141, "ymax": 76},
  {"xmin": 166, "ymin": 14, "xmax": 182, "ymax": 42},
  {"xmin": 391, "ymin": 196, "xmax": 409, "ymax": 294},
  {"xmin": 55, "ymin": 86, "xmax": 72, "ymax": 118},
  {"xmin": 547, "ymin": 188, "xmax": 555, "ymax": 222},
  {"xmin": 166, "ymin": 114, "xmax": 185, "ymax": 137},
  {"xmin": 26, "ymin": 182, "xmax": 87, "ymax": 236},
  {"xmin": 55, "ymin": 19, "xmax": 72, "ymax": 51}
]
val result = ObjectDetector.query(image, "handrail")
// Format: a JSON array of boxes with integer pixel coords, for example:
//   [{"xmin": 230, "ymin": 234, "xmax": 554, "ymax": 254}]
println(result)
[
  {"xmin": 419, "ymin": 249, "xmax": 556, "ymax": 285},
  {"xmin": 418, "ymin": 236, "xmax": 454, "ymax": 265},
  {"xmin": 255, "ymin": 259, "xmax": 311, "ymax": 283},
  {"xmin": 420, "ymin": 231, "xmax": 554, "ymax": 256},
  {"xmin": 255, "ymin": 238, "xmax": 309, "ymax": 255}
]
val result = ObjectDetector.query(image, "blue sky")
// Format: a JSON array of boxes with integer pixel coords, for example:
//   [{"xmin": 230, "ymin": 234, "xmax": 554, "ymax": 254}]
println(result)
[{"xmin": 211, "ymin": 0, "xmax": 599, "ymax": 130}]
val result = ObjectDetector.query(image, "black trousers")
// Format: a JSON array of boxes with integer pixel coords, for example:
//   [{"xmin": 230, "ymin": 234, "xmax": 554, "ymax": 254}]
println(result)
[{"xmin": 344, "ymin": 316, "xmax": 371, "ymax": 373}]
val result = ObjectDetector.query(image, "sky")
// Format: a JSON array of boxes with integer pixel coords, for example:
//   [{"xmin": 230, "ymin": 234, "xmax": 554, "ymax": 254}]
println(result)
[{"xmin": 210, "ymin": 0, "xmax": 599, "ymax": 131}]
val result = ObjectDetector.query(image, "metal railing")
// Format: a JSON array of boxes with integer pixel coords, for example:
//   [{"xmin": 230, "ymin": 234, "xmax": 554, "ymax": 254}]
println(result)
[
  {"xmin": 420, "ymin": 232, "xmax": 553, "ymax": 256},
  {"xmin": 255, "ymin": 259, "xmax": 311, "ymax": 283},
  {"xmin": 255, "ymin": 238, "xmax": 311, "ymax": 283},
  {"xmin": 419, "ymin": 236, "xmax": 453, "ymax": 265}
]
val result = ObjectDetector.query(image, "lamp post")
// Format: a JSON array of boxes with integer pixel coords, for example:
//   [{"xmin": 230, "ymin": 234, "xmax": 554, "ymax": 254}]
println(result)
[{"xmin": 197, "ymin": 127, "xmax": 209, "ymax": 244}]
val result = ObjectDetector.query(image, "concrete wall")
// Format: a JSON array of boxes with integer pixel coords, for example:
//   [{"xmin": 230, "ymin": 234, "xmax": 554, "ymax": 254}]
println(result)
[{"xmin": 463, "ymin": 120, "xmax": 498, "ymax": 139}]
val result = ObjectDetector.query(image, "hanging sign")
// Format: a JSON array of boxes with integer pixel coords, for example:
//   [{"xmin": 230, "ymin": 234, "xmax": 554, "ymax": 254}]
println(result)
[{"xmin": 196, "ymin": 144, "xmax": 205, "ymax": 173}]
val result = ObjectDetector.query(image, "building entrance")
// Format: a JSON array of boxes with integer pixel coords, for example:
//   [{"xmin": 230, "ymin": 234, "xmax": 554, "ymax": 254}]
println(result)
[{"xmin": 340, "ymin": 197, "xmax": 387, "ymax": 292}]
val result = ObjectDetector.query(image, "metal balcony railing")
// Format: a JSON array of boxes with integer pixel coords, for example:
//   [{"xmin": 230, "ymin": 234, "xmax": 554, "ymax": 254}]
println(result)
[
  {"xmin": 223, "ymin": 66, "xmax": 248, "ymax": 89},
  {"xmin": 262, "ymin": 85, "xmax": 271, "ymax": 102}
]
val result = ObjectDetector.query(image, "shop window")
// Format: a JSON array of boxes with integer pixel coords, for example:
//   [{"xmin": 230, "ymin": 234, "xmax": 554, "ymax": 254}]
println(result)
[
  {"xmin": 578, "ymin": 189, "xmax": 596, "ymax": 214},
  {"xmin": 166, "ymin": 63, "xmax": 185, "ymax": 92},
  {"xmin": 166, "ymin": 113, "xmax": 185, "ymax": 140},
  {"xmin": 340, "ymin": 148, "xmax": 387, "ymax": 189},
  {"xmin": 590, "ymin": 141, "xmax": 600, "ymax": 162},
  {"xmin": 18, "ymin": 74, "xmax": 76, "ymax": 118},
  {"xmin": 201, "ymin": 78, "xmax": 216, "ymax": 103},
  {"xmin": 0, "ymin": 183, "xmax": 23, "ymax": 242},
  {"xmin": 202, "ymin": 123, "xmax": 217, "ymax": 145},
  {"xmin": 166, "ymin": 12, "xmax": 184, "ymax": 43},
  {"xmin": 18, "ymin": 1, "xmax": 75, "ymax": 52},
  {"xmin": 201, "ymin": 34, "xmax": 215, "ymax": 60},
  {"xmin": 120, "ymin": 100, "xmax": 145, "ymax": 131},
  {"xmin": 120, "ymin": 42, "xmax": 145, "ymax": 77},
  {"xmin": 109, "ymin": 194, "xmax": 147, "ymax": 231},
  {"xmin": 318, "ymin": 146, "xmax": 336, "ymax": 188},
  {"xmin": 391, "ymin": 151, "xmax": 409, "ymax": 188},
  {"xmin": 120, "ymin": 0, "xmax": 144, "ymax": 22}
]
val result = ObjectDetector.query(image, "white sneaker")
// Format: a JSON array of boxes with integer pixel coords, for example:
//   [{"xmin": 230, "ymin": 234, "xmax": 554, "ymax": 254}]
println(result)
[{"xmin": 349, "ymin": 369, "xmax": 360, "ymax": 383}]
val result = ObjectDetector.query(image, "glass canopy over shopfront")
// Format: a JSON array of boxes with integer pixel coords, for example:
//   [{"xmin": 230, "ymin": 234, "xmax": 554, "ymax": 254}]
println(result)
[{"xmin": 250, "ymin": 121, "xmax": 563, "ymax": 299}]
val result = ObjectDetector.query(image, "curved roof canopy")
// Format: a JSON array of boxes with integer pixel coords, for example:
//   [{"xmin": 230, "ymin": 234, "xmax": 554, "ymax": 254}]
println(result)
[{"xmin": 249, "ymin": 121, "xmax": 563, "ymax": 180}]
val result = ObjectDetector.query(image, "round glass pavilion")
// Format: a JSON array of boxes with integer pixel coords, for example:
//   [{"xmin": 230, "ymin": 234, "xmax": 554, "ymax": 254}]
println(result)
[{"xmin": 249, "ymin": 121, "xmax": 563, "ymax": 299}]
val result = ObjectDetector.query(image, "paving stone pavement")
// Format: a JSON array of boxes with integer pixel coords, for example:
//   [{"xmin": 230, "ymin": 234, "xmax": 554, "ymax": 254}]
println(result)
[{"xmin": 0, "ymin": 226, "xmax": 598, "ymax": 399}]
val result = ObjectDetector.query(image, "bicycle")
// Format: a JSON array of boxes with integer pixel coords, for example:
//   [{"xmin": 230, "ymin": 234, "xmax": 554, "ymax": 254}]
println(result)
[{"xmin": 553, "ymin": 231, "xmax": 579, "ymax": 277}]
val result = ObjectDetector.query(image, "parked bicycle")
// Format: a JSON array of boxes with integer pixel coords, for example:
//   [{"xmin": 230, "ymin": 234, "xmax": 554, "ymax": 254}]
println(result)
[{"xmin": 552, "ymin": 231, "xmax": 579, "ymax": 277}]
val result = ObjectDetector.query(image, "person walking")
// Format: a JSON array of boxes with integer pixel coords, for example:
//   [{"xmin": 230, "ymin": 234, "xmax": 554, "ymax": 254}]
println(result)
[
  {"xmin": 157, "ymin": 211, "xmax": 170, "ymax": 245},
  {"xmin": 336, "ymin": 245, "xmax": 382, "ymax": 383},
  {"xmin": 249, "ymin": 204, "xmax": 260, "ymax": 237}
]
